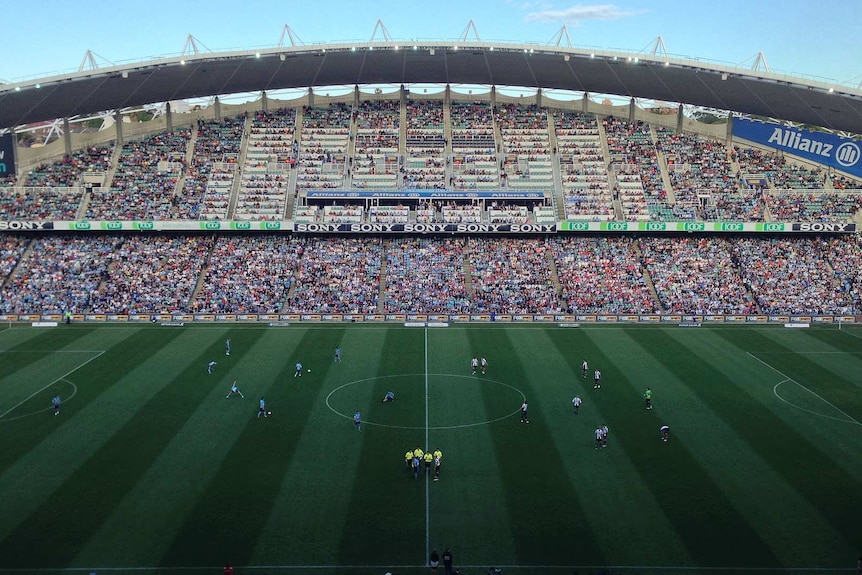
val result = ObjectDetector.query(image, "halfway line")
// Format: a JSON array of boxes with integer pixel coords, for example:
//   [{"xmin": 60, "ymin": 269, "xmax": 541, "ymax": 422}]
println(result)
[{"xmin": 424, "ymin": 327, "xmax": 430, "ymax": 564}]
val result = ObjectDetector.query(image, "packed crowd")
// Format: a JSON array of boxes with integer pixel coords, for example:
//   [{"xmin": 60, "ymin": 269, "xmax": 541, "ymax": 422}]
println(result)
[
  {"xmin": 552, "ymin": 236, "xmax": 657, "ymax": 314},
  {"xmin": 469, "ymin": 237, "xmax": 558, "ymax": 314},
  {"xmin": 640, "ymin": 237, "xmax": 758, "ymax": 314},
  {"xmin": 0, "ymin": 234, "xmax": 860, "ymax": 315},
  {"xmin": 192, "ymin": 236, "xmax": 302, "ymax": 313},
  {"xmin": 383, "ymin": 237, "xmax": 471, "ymax": 313},
  {"xmin": 284, "ymin": 237, "xmax": 382, "ymax": 314},
  {"xmin": 732, "ymin": 237, "xmax": 856, "ymax": 314},
  {"xmin": 734, "ymin": 147, "xmax": 825, "ymax": 189},
  {"xmin": 0, "ymin": 187, "xmax": 84, "ymax": 220},
  {"xmin": 89, "ymin": 236, "xmax": 212, "ymax": 314},
  {"xmin": 1, "ymin": 236, "xmax": 121, "ymax": 313}
]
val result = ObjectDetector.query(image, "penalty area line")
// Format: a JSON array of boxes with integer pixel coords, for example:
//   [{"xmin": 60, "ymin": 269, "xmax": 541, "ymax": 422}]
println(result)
[
  {"xmin": 747, "ymin": 352, "xmax": 862, "ymax": 428},
  {"xmin": 0, "ymin": 351, "xmax": 104, "ymax": 420}
]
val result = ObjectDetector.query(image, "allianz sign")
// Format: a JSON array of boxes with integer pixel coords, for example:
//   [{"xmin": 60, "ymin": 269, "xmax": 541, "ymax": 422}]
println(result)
[{"xmin": 733, "ymin": 118, "xmax": 862, "ymax": 178}]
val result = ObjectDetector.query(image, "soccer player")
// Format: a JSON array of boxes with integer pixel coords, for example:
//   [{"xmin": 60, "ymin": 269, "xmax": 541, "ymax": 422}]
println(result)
[
  {"xmin": 601, "ymin": 424, "xmax": 609, "ymax": 448},
  {"xmin": 52, "ymin": 395, "xmax": 61, "ymax": 415},
  {"xmin": 382, "ymin": 391, "xmax": 395, "ymax": 403},
  {"xmin": 593, "ymin": 368, "xmax": 601, "ymax": 389},
  {"xmin": 660, "ymin": 425, "xmax": 670, "ymax": 442},
  {"xmin": 353, "ymin": 409, "xmax": 361, "ymax": 431},
  {"xmin": 226, "ymin": 381, "xmax": 244, "ymax": 399},
  {"xmin": 433, "ymin": 451, "xmax": 442, "ymax": 481},
  {"xmin": 207, "ymin": 361, "xmax": 217, "ymax": 374},
  {"xmin": 594, "ymin": 427, "xmax": 603, "ymax": 449},
  {"xmin": 520, "ymin": 400, "xmax": 529, "ymax": 423},
  {"xmin": 334, "ymin": 347, "xmax": 341, "ymax": 362},
  {"xmin": 405, "ymin": 449, "xmax": 414, "ymax": 472},
  {"xmin": 294, "ymin": 362, "xmax": 303, "ymax": 377},
  {"xmin": 412, "ymin": 455, "xmax": 421, "ymax": 479},
  {"xmin": 581, "ymin": 359, "xmax": 588, "ymax": 379},
  {"xmin": 644, "ymin": 387, "xmax": 652, "ymax": 409},
  {"xmin": 225, "ymin": 338, "xmax": 231, "ymax": 356},
  {"xmin": 424, "ymin": 451, "xmax": 433, "ymax": 474},
  {"xmin": 258, "ymin": 397, "xmax": 268, "ymax": 418},
  {"xmin": 470, "ymin": 356, "xmax": 479, "ymax": 374},
  {"xmin": 480, "ymin": 356, "xmax": 487, "ymax": 374},
  {"xmin": 572, "ymin": 395, "xmax": 582, "ymax": 414}
]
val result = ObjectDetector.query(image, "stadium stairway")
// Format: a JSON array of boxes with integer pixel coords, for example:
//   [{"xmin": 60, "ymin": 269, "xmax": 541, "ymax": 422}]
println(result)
[
  {"xmin": 651, "ymin": 125, "xmax": 677, "ymax": 204},
  {"xmin": 378, "ymin": 239, "xmax": 388, "ymax": 313},
  {"xmin": 633, "ymin": 238, "xmax": 663, "ymax": 311},
  {"xmin": 545, "ymin": 249, "xmax": 563, "ymax": 297},
  {"xmin": 462, "ymin": 253, "xmax": 475, "ymax": 300},
  {"xmin": 547, "ymin": 111, "xmax": 567, "ymax": 219},
  {"xmin": 283, "ymin": 109, "xmax": 303, "ymax": 220},
  {"xmin": 168, "ymin": 129, "xmax": 199, "ymax": 217},
  {"xmin": 187, "ymin": 236, "xmax": 218, "ymax": 309},
  {"xmin": 596, "ymin": 117, "xmax": 624, "ymax": 220},
  {"xmin": 99, "ymin": 143, "xmax": 123, "ymax": 195},
  {"xmin": 226, "ymin": 115, "xmax": 255, "ymax": 219}
]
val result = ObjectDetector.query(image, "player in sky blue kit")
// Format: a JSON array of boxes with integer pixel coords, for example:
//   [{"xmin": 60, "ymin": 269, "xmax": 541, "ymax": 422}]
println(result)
[
  {"xmin": 334, "ymin": 347, "xmax": 341, "ymax": 362},
  {"xmin": 258, "ymin": 397, "xmax": 268, "ymax": 418},
  {"xmin": 353, "ymin": 409, "xmax": 361, "ymax": 431},
  {"xmin": 208, "ymin": 361, "xmax": 217, "ymax": 374},
  {"xmin": 226, "ymin": 381, "xmax": 244, "ymax": 399},
  {"xmin": 225, "ymin": 338, "xmax": 231, "ymax": 356},
  {"xmin": 294, "ymin": 362, "xmax": 303, "ymax": 377},
  {"xmin": 52, "ymin": 395, "xmax": 61, "ymax": 415}
]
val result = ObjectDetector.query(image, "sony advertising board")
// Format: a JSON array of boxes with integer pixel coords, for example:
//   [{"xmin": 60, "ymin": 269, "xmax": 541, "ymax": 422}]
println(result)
[{"xmin": 733, "ymin": 117, "xmax": 862, "ymax": 178}]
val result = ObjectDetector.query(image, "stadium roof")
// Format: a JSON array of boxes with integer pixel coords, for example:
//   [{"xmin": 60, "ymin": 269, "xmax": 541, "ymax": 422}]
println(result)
[{"xmin": 3, "ymin": 41, "xmax": 862, "ymax": 134}]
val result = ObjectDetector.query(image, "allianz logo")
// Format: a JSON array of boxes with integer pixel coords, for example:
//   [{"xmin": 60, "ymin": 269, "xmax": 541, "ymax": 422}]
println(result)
[{"xmin": 767, "ymin": 128, "xmax": 861, "ymax": 166}]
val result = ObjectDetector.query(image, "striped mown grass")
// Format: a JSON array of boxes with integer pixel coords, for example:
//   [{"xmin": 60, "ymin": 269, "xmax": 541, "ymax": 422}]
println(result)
[{"xmin": 0, "ymin": 323, "xmax": 859, "ymax": 575}]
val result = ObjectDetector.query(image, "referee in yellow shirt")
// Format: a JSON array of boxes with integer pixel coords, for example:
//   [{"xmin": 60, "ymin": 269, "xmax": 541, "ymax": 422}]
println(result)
[
  {"xmin": 423, "ymin": 451, "xmax": 434, "ymax": 475},
  {"xmin": 405, "ymin": 450, "xmax": 414, "ymax": 472}
]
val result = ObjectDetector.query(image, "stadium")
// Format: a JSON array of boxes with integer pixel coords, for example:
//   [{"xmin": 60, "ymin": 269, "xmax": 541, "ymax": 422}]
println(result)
[{"xmin": 0, "ymin": 10, "xmax": 860, "ymax": 575}]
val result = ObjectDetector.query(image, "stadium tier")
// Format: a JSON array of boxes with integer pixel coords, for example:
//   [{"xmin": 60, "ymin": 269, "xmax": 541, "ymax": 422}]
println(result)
[{"xmin": 4, "ymin": 96, "xmax": 862, "ymax": 230}]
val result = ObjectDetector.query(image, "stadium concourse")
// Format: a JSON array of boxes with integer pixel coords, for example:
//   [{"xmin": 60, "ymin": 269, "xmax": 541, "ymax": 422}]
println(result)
[{"xmin": 1, "ymin": 97, "xmax": 862, "ymax": 318}]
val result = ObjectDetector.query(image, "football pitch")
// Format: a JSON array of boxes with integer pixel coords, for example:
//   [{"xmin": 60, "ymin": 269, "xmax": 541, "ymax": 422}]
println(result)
[{"xmin": 0, "ymin": 323, "xmax": 859, "ymax": 575}]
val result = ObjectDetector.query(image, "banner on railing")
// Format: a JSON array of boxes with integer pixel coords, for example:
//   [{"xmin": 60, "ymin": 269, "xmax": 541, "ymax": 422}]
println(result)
[{"xmin": 733, "ymin": 117, "xmax": 862, "ymax": 178}]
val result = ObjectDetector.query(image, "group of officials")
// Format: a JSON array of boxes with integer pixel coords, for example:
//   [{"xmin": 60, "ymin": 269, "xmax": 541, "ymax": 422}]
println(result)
[{"xmin": 406, "ymin": 447, "xmax": 444, "ymax": 481}]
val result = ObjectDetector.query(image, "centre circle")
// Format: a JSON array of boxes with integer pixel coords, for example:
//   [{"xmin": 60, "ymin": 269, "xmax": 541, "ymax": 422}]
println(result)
[{"xmin": 325, "ymin": 373, "xmax": 526, "ymax": 430}]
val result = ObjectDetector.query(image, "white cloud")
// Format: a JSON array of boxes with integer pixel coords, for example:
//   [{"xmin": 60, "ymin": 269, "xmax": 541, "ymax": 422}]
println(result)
[{"xmin": 525, "ymin": 4, "xmax": 642, "ymax": 24}]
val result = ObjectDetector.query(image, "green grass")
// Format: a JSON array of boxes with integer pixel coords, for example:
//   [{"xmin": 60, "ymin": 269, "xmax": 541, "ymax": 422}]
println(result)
[{"xmin": 0, "ymin": 323, "xmax": 860, "ymax": 575}]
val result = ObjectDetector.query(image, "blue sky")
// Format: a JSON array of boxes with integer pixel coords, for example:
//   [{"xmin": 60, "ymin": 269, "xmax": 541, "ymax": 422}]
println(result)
[{"xmin": 2, "ymin": 0, "xmax": 861, "ymax": 86}]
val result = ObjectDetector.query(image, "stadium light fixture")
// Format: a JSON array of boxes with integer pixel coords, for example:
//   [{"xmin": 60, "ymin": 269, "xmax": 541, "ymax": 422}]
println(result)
[
  {"xmin": 369, "ymin": 46, "xmax": 373, "ymax": 50},
  {"xmin": 394, "ymin": 45, "xmax": 399, "ymax": 50},
  {"xmin": 35, "ymin": 83, "xmax": 41, "ymax": 89},
  {"xmin": 453, "ymin": 45, "xmax": 458, "ymax": 50},
  {"xmin": 280, "ymin": 54, "xmax": 286, "ymax": 61},
  {"xmin": 828, "ymin": 87, "xmax": 835, "ymax": 93},
  {"xmin": 413, "ymin": 45, "xmax": 418, "ymax": 50},
  {"xmin": 633, "ymin": 57, "xmax": 638, "ymax": 63},
  {"xmin": 490, "ymin": 46, "xmax": 494, "ymax": 51},
  {"xmin": 122, "ymin": 71, "xmax": 129, "ymax": 78},
  {"xmin": 721, "ymin": 72, "xmax": 727, "ymax": 80},
  {"xmin": 430, "ymin": 48, "xmax": 435, "ymax": 55},
  {"xmin": 255, "ymin": 52, "xmax": 261, "ymax": 58},
  {"xmin": 564, "ymin": 55, "xmax": 570, "ymax": 61},
  {"xmin": 590, "ymin": 53, "xmax": 595, "ymax": 58},
  {"xmin": 180, "ymin": 59, "xmax": 186, "ymax": 65},
  {"xmin": 613, "ymin": 56, "xmax": 618, "ymax": 61},
  {"xmin": 351, "ymin": 46, "xmax": 356, "ymax": 52},
  {"xmin": 664, "ymin": 61, "xmax": 670, "ymax": 67}
]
